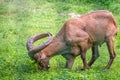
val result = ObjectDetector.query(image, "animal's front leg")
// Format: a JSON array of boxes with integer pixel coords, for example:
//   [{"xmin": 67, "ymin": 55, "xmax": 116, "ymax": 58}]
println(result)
[
  {"xmin": 65, "ymin": 57, "xmax": 75, "ymax": 69},
  {"xmin": 62, "ymin": 54, "xmax": 75, "ymax": 69},
  {"xmin": 80, "ymin": 50, "xmax": 89, "ymax": 70}
]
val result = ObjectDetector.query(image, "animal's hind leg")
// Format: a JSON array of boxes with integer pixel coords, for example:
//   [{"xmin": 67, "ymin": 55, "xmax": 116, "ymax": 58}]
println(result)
[
  {"xmin": 105, "ymin": 37, "xmax": 116, "ymax": 69},
  {"xmin": 88, "ymin": 45, "xmax": 99, "ymax": 67}
]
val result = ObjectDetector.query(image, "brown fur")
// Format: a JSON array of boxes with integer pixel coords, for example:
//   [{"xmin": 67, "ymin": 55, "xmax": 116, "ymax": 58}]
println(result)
[{"xmin": 34, "ymin": 10, "xmax": 118, "ymax": 70}]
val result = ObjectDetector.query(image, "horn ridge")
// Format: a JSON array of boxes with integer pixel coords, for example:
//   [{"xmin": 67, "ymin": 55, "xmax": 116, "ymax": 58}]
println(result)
[{"xmin": 26, "ymin": 32, "xmax": 53, "ymax": 59}]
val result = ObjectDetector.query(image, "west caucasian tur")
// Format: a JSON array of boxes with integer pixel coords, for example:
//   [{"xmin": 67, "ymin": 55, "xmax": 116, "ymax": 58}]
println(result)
[{"xmin": 26, "ymin": 10, "xmax": 118, "ymax": 70}]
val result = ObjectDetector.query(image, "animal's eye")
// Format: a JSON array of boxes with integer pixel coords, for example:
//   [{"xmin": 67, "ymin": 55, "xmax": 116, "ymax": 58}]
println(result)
[
  {"xmin": 40, "ymin": 60, "xmax": 45, "ymax": 65},
  {"xmin": 48, "ymin": 65, "xmax": 50, "ymax": 68}
]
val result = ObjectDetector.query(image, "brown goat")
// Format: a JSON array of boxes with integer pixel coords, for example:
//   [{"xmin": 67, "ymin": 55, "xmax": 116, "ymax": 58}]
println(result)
[{"xmin": 26, "ymin": 10, "xmax": 118, "ymax": 70}]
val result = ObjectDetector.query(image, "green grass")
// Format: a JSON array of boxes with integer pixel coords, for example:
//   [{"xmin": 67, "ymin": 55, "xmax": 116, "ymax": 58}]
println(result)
[{"xmin": 0, "ymin": 0, "xmax": 120, "ymax": 80}]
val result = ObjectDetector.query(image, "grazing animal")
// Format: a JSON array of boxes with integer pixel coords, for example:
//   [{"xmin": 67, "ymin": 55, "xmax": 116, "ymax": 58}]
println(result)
[{"xmin": 26, "ymin": 10, "xmax": 118, "ymax": 70}]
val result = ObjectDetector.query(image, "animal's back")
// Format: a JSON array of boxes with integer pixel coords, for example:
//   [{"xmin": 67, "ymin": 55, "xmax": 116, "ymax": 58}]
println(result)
[
  {"xmin": 64, "ymin": 10, "xmax": 118, "ymax": 46},
  {"xmin": 83, "ymin": 10, "xmax": 118, "ymax": 45}
]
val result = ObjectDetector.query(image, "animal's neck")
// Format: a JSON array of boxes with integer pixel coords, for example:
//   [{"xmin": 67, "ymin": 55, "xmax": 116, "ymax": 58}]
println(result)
[
  {"xmin": 42, "ymin": 26, "xmax": 66, "ymax": 57},
  {"xmin": 41, "ymin": 36, "xmax": 65, "ymax": 58}
]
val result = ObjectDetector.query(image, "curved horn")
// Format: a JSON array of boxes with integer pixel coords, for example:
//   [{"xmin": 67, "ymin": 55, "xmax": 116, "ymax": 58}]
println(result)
[{"xmin": 26, "ymin": 32, "xmax": 53, "ymax": 59}]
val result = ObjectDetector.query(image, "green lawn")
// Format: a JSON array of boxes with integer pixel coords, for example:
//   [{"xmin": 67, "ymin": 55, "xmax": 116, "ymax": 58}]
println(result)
[{"xmin": 0, "ymin": 0, "xmax": 120, "ymax": 80}]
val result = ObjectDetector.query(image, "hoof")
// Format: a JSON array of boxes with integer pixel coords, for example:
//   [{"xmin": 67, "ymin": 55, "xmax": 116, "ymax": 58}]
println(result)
[{"xmin": 80, "ymin": 66, "xmax": 90, "ymax": 70}]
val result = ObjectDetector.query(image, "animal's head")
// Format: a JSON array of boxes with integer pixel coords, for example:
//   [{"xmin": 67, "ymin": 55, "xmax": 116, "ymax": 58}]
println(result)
[
  {"xmin": 34, "ymin": 52, "xmax": 50, "ymax": 70},
  {"xmin": 26, "ymin": 32, "xmax": 53, "ymax": 70}
]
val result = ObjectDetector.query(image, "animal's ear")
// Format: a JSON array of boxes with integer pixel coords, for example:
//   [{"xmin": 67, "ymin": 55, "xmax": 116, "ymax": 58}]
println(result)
[
  {"xmin": 34, "ymin": 53, "xmax": 39, "ymax": 60},
  {"xmin": 39, "ymin": 53, "xmax": 46, "ymax": 60},
  {"xmin": 34, "ymin": 52, "xmax": 46, "ymax": 61}
]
